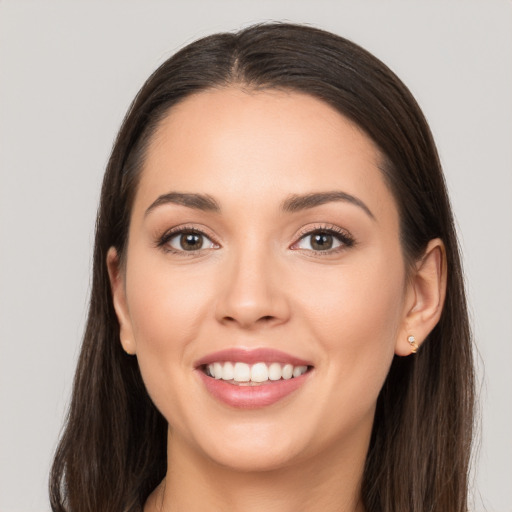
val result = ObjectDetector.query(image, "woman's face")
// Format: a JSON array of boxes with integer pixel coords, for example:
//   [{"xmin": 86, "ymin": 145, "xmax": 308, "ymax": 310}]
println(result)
[{"xmin": 110, "ymin": 88, "xmax": 415, "ymax": 471}]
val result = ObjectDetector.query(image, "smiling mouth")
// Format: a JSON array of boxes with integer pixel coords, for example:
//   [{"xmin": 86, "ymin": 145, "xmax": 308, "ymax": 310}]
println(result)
[{"xmin": 202, "ymin": 361, "xmax": 312, "ymax": 385}]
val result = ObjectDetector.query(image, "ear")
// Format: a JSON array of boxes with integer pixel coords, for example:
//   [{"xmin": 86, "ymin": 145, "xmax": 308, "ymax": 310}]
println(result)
[
  {"xmin": 395, "ymin": 238, "xmax": 447, "ymax": 356},
  {"xmin": 106, "ymin": 247, "xmax": 136, "ymax": 355}
]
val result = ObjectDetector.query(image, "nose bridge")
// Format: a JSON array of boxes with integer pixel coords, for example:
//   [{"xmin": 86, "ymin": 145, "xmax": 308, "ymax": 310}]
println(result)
[{"xmin": 215, "ymin": 234, "xmax": 289, "ymax": 328}]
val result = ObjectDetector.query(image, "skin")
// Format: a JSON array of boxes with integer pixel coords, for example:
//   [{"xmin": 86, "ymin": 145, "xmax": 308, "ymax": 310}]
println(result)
[{"xmin": 108, "ymin": 88, "xmax": 446, "ymax": 512}]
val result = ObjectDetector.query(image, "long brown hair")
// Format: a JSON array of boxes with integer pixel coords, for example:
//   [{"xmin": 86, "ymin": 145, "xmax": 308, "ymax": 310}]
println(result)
[{"xmin": 50, "ymin": 23, "xmax": 474, "ymax": 512}]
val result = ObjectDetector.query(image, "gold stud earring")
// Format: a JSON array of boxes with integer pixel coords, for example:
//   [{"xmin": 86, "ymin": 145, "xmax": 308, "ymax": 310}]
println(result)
[{"xmin": 408, "ymin": 335, "xmax": 418, "ymax": 354}]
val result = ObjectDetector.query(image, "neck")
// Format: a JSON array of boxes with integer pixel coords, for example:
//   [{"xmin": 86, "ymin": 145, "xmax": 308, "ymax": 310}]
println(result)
[{"xmin": 145, "ymin": 428, "xmax": 368, "ymax": 512}]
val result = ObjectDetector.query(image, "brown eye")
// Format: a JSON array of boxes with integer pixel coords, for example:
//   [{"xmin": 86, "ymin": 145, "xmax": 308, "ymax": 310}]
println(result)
[
  {"xmin": 166, "ymin": 230, "xmax": 217, "ymax": 252},
  {"xmin": 293, "ymin": 228, "xmax": 354, "ymax": 253},
  {"xmin": 180, "ymin": 233, "xmax": 203, "ymax": 251},
  {"xmin": 310, "ymin": 233, "xmax": 334, "ymax": 250},
  {"xmin": 296, "ymin": 231, "xmax": 340, "ymax": 251}
]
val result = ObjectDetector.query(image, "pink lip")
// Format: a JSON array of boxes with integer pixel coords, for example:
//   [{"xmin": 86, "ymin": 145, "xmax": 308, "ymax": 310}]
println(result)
[
  {"xmin": 194, "ymin": 348, "xmax": 314, "ymax": 409},
  {"xmin": 196, "ymin": 370, "xmax": 312, "ymax": 409},
  {"xmin": 194, "ymin": 348, "xmax": 312, "ymax": 367}
]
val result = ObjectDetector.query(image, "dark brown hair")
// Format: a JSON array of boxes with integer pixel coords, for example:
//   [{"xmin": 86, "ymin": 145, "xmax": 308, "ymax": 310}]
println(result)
[{"xmin": 50, "ymin": 23, "xmax": 474, "ymax": 512}]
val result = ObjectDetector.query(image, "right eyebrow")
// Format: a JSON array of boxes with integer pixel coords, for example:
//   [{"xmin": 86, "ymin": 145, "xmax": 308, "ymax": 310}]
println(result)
[{"xmin": 144, "ymin": 192, "xmax": 221, "ymax": 217}]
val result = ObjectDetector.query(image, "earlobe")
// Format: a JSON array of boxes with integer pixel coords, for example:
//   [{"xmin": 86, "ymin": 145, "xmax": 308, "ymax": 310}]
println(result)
[
  {"xmin": 106, "ymin": 247, "xmax": 136, "ymax": 355},
  {"xmin": 395, "ymin": 238, "xmax": 447, "ymax": 356}
]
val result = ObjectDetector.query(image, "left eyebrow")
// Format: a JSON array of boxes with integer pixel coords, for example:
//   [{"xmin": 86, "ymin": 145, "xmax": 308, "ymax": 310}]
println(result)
[
  {"xmin": 145, "ymin": 192, "xmax": 221, "ymax": 217},
  {"xmin": 280, "ymin": 191, "xmax": 375, "ymax": 220}
]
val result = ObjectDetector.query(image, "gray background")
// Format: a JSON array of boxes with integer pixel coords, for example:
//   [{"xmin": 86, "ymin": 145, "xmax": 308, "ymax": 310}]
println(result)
[{"xmin": 1, "ymin": 1, "xmax": 511, "ymax": 511}]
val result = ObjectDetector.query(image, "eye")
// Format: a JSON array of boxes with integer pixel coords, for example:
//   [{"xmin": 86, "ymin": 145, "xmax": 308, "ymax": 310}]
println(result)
[
  {"xmin": 292, "ymin": 227, "xmax": 355, "ymax": 253},
  {"xmin": 161, "ymin": 229, "xmax": 218, "ymax": 253}
]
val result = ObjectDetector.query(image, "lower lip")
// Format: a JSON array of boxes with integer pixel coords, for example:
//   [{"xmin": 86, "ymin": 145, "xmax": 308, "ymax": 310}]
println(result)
[{"xmin": 196, "ymin": 370, "xmax": 311, "ymax": 409}]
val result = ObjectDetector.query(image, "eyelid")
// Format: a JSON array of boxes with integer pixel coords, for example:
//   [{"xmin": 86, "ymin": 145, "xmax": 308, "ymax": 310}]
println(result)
[
  {"xmin": 156, "ymin": 224, "xmax": 221, "ymax": 254},
  {"xmin": 290, "ymin": 223, "xmax": 355, "ymax": 252}
]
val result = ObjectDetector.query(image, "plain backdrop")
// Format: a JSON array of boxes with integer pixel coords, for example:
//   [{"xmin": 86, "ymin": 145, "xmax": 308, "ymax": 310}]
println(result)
[{"xmin": 1, "ymin": 1, "xmax": 511, "ymax": 511}]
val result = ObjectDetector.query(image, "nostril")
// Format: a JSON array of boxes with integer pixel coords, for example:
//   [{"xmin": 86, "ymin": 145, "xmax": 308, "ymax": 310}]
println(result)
[{"xmin": 222, "ymin": 315, "xmax": 275, "ymax": 324}]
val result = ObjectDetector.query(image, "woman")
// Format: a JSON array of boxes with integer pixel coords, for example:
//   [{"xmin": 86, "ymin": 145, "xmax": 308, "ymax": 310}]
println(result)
[{"xmin": 50, "ymin": 23, "xmax": 474, "ymax": 512}]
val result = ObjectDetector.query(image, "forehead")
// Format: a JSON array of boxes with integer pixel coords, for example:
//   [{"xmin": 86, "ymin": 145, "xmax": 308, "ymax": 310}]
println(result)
[{"xmin": 134, "ymin": 87, "xmax": 396, "ymax": 222}]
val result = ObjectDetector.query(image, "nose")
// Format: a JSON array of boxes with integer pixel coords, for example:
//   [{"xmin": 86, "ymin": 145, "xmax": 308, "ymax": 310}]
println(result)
[{"xmin": 214, "ymin": 245, "xmax": 291, "ymax": 329}]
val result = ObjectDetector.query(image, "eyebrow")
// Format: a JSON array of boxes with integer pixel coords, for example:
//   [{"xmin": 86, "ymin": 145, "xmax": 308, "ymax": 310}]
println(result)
[
  {"xmin": 145, "ymin": 192, "xmax": 221, "ymax": 216},
  {"xmin": 145, "ymin": 190, "xmax": 375, "ymax": 220},
  {"xmin": 281, "ymin": 191, "xmax": 375, "ymax": 219}
]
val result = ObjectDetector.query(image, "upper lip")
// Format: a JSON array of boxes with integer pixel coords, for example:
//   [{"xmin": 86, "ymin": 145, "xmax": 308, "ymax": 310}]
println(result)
[{"xmin": 194, "ymin": 348, "xmax": 313, "ymax": 368}]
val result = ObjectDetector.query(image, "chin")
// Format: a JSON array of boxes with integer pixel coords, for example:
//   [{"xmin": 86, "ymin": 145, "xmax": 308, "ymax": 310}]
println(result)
[
  {"xmin": 205, "ymin": 439, "xmax": 304, "ymax": 473},
  {"xmin": 180, "ymin": 415, "xmax": 312, "ymax": 473}
]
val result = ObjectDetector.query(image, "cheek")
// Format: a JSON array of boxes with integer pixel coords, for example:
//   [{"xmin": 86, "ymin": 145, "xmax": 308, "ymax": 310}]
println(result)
[
  {"xmin": 296, "ymin": 251, "xmax": 406, "ymax": 406},
  {"xmin": 301, "ymin": 252, "xmax": 404, "ymax": 335},
  {"xmin": 123, "ymin": 254, "xmax": 215, "ymax": 421},
  {"xmin": 126, "ymin": 256, "xmax": 211, "ymax": 349}
]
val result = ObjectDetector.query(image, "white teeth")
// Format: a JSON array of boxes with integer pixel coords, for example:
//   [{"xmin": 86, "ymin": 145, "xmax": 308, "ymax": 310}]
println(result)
[
  {"xmin": 293, "ymin": 365, "xmax": 307, "ymax": 378},
  {"xmin": 282, "ymin": 364, "xmax": 293, "ymax": 380},
  {"xmin": 222, "ymin": 361, "xmax": 234, "ymax": 380},
  {"xmin": 268, "ymin": 362, "xmax": 282, "ymax": 381},
  {"xmin": 213, "ymin": 362, "xmax": 223, "ymax": 380},
  {"xmin": 233, "ymin": 362, "xmax": 251, "ymax": 382},
  {"xmin": 206, "ymin": 361, "xmax": 309, "ymax": 383},
  {"xmin": 251, "ymin": 362, "xmax": 269, "ymax": 383}
]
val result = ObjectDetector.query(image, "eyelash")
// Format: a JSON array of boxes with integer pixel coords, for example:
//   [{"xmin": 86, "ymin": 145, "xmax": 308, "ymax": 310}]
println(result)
[
  {"xmin": 292, "ymin": 224, "xmax": 356, "ymax": 254},
  {"xmin": 156, "ymin": 224, "xmax": 220, "ymax": 256},
  {"xmin": 156, "ymin": 223, "xmax": 355, "ymax": 256}
]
